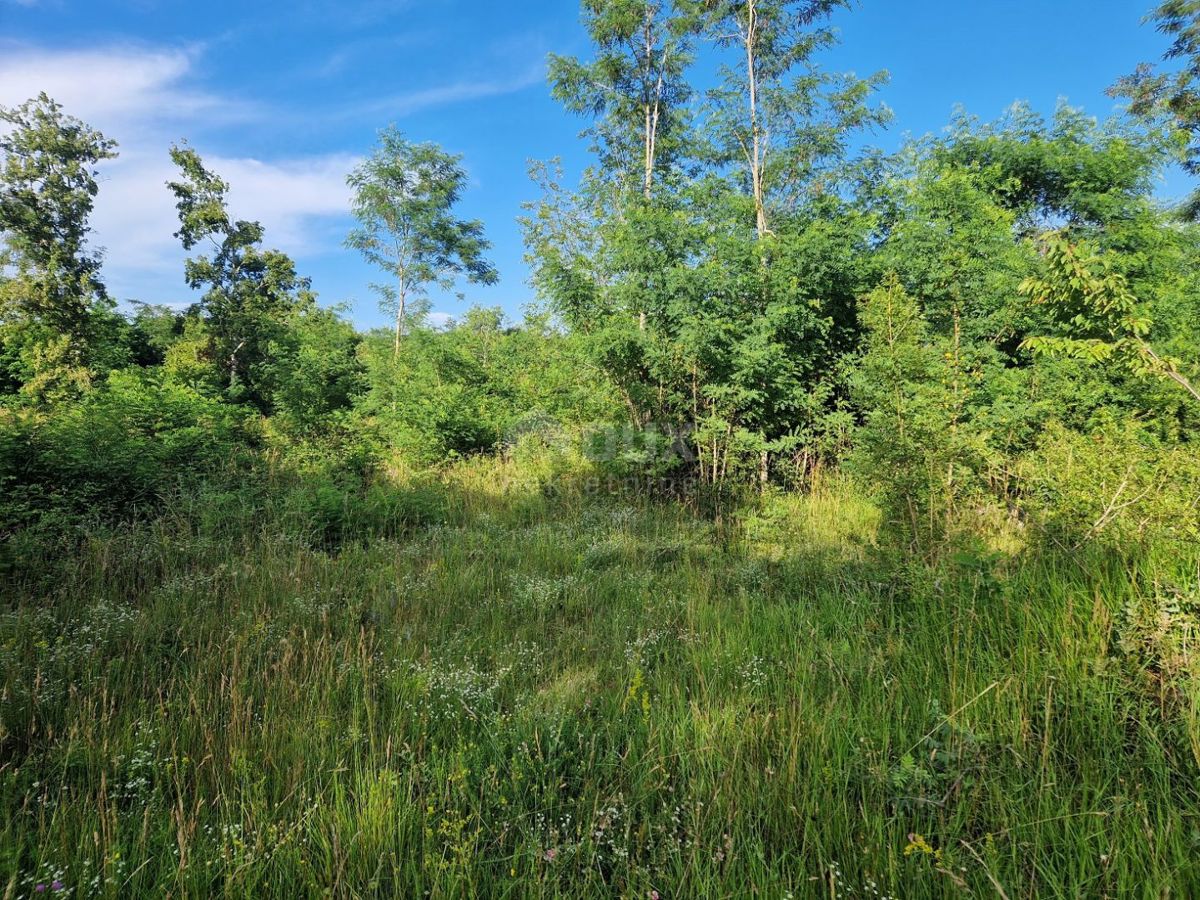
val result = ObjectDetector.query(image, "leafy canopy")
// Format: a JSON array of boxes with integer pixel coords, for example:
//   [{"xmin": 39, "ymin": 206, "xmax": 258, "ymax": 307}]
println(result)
[
  {"xmin": 1020, "ymin": 232, "xmax": 1200, "ymax": 405},
  {"xmin": 1112, "ymin": 1, "xmax": 1200, "ymax": 217},
  {"xmin": 346, "ymin": 128, "xmax": 497, "ymax": 352},
  {"xmin": 0, "ymin": 93, "xmax": 118, "ymax": 397}
]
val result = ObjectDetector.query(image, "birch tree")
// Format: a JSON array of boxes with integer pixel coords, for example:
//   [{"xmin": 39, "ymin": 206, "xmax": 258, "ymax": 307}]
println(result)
[
  {"xmin": 346, "ymin": 129, "xmax": 497, "ymax": 357},
  {"xmin": 704, "ymin": 0, "xmax": 888, "ymax": 236},
  {"xmin": 549, "ymin": 0, "xmax": 701, "ymax": 199}
]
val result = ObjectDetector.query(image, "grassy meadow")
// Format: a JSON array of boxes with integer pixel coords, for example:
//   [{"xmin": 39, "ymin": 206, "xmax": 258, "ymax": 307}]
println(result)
[
  {"xmin": 2, "ymin": 459, "xmax": 1197, "ymax": 898},
  {"xmin": 6, "ymin": 1, "xmax": 1200, "ymax": 896}
]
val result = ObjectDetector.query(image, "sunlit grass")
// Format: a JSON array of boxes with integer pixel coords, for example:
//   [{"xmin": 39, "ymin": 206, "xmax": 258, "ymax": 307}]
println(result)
[{"xmin": 1, "ymin": 459, "xmax": 1197, "ymax": 897}]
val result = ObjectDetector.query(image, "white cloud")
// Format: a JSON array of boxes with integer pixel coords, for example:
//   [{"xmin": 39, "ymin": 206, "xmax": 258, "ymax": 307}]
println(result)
[
  {"xmin": 0, "ymin": 41, "xmax": 531, "ymax": 308},
  {"xmin": 0, "ymin": 45, "xmax": 251, "ymax": 133},
  {"xmin": 90, "ymin": 150, "xmax": 358, "ymax": 276},
  {"xmin": 346, "ymin": 66, "xmax": 544, "ymax": 120},
  {"xmin": 0, "ymin": 43, "xmax": 356, "ymax": 302}
]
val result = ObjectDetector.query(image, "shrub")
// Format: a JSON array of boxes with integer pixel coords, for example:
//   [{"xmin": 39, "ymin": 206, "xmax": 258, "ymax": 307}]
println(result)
[
  {"xmin": 1017, "ymin": 420, "xmax": 1200, "ymax": 552},
  {"xmin": 0, "ymin": 368, "xmax": 254, "ymax": 532}
]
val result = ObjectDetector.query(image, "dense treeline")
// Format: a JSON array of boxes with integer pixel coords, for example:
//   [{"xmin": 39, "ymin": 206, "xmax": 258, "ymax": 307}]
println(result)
[
  {"xmin": 3, "ymin": 2, "xmax": 1200, "ymax": 897},
  {"xmin": 3, "ymin": 4, "xmax": 1199, "ymax": 546}
]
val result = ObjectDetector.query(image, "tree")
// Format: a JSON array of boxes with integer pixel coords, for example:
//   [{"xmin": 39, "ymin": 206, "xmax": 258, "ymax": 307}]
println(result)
[
  {"xmin": 548, "ymin": 0, "xmax": 702, "ymax": 333},
  {"xmin": 1112, "ymin": 1, "xmax": 1200, "ymax": 218},
  {"xmin": 1020, "ymin": 232, "xmax": 1200, "ymax": 406},
  {"xmin": 702, "ymin": 0, "xmax": 888, "ymax": 237},
  {"xmin": 265, "ymin": 303, "xmax": 365, "ymax": 434},
  {"xmin": 850, "ymin": 274, "xmax": 987, "ymax": 552},
  {"xmin": 931, "ymin": 102, "xmax": 1166, "ymax": 236},
  {"xmin": 527, "ymin": 0, "xmax": 886, "ymax": 485},
  {"xmin": 346, "ymin": 129, "xmax": 497, "ymax": 357},
  {"xmin": 0, "ymin": 93, "xmax": 118, "ymax": 396},
  {"xmin": 167, "ymin": 145, "xmax": 311, "ymax": 410},
  {"xmin": 682, "ymin": 0, "xmax": 887, "ymax": 481},
  {"xmin": 549, "ymin": 0, "xmax": 700, "ymax": 200}
]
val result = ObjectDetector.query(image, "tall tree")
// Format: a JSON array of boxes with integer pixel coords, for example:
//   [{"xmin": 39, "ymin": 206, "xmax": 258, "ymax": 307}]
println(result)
[
  {"xmin": 679, "ymin": 0, "xmax": 887, "ymax": 482},
  {"xmin": 346, "ymin": 128, "xmax": 498, "ymax": 357},
  {"xmin": 548, "ymin": 1, "xmax": 701, "ymax": 338},
  {"xmin": 167, "ymin": 145, "xmax": 310, "ymax": 409},
  {"xmin": 703, "ymin": 0, "xmax": 888, "ymax": 236},
  {"xmin": 528, "ymin": 0, "xmax": 886, "ymax": 484},
  {"xmin": 0, "ymin": 93, "xmax": 117, "ymax": 393},
  {"xmin": 1112, "ymin": 1, "xmax": 1200, "ymax": 218},
  {"xmin": 549, "ymin": 0, "xmax": 700, "ymax": 199}
]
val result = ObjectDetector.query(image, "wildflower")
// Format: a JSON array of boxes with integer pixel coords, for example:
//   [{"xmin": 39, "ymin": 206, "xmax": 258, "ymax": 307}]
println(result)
[
  {"xmin": 51, "ymin": 883, "xmax": 64, "ymax": 892},
  {"xmin": 34, "ymin": 886, "xmax": 46, "ymax": 894},
  {"xmin": 544, "ymin": 848, "xmax": 557, "ymax": 862},
  {"xmin": 650, "ymin": 891, "xmax": 660, "ymax": 899},
  {"xmin": 903, "ymin": 833, "xmax": 935, "ymax": 857}
]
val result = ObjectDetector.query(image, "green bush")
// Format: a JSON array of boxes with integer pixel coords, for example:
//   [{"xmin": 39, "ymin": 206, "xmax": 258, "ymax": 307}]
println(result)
[
  {"xmin": 0, "ymin": 368, "xmax": 254, "ymax": 531},
  {"xmin": 274, "ymin": 473, "xmax": 451, "ymax": 551},
  {"xmin": 1017, "ymin": 420, "xmax": 1200, "ymax": 552}
]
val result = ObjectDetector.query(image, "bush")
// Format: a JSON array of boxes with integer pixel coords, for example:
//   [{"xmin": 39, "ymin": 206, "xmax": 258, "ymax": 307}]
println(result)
[
  {"xmin": 1017, "ymin": 420, "xmax": 1200, "ymax": 552},
  {"xmin": 0, "ymin": 368, "xmax": 255, "ymax": 532},
  {"xmin": 275, "ymin": 473, "xmax": 451, "ymax": 551},
  {"xmin": 1117, "ymin": 580, "xmax": 1200, "ymax": 703}
]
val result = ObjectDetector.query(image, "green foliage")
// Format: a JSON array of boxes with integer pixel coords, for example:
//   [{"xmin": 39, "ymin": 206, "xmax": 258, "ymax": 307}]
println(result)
[
  {"xmin": 6, "ymin": 10, "xmax": 1200, "ymax": 895},
  {"xmin": 354, "ymin": 310, "xmax": 616, "ymax": 465},
  {"xmin": 264, "ymin": 303, "xmax": 365, "ymax": 434},
  {"xmin": 0, "ymin": 369, "xmax": 254, "ymax": 532},
  {"xmin": 1112, "ymin": 0, "xmax": 1200, "ymax": 217},
  {"xmin": 888, "ymin": 699, "xmax": 986, "ymax": 815},
  {"xmin": 1020, "ymin": 232, "xmax": 1200, "ymax": 405},
  {"xmin": 346, "ymin": 129, "xmax": 498, "ymax": 353},
  {"xmin": 1117, "ymin": 579, "xmax": 1200, "ymax": 703},
  {"xmin": 167, "ymin": 146, "xmax": 312, "ymax": 410},
  {"xmin": 550, "ymin": 0, "xmax": 701, "ymax": 196},
  {"xmin": 123, "ymin": 302, "xmax": 189, "ymax": 367},
  {"xmin": 1017, "ymin": 419, "xmax": 1200, "ymax": 551},
  {"xmin": 529, "ymin": 1, "xmax": 889, "ymax": 484},
  {"xmin": 357, "ymin": 329, "xmax": 498, "ymax": 462},
  {"xmin": 702, "ymin": 0, "xmax": 890, "ymax": 235},
  {"xmin": 933, "ymin": 102, "xmax": 1166, "ymax": 231},
  {"xmin": 0, "ymin": 93, "xmax": 118, "ymax": 397},
  {"xmin": 849, "ymin": 275, "xmax": 986, "ymax": 552}
]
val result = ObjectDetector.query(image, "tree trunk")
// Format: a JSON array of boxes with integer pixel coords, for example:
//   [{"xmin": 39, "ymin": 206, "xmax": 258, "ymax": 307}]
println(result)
[
  {"xmin": 393, "ymin": 278, "xmax": 407, "ymax": 359},
  {"xmin": 228, "ymin": 340, "xmax": 246, "ymax": 389},
  {"xmin": 638, "ymin": 8, "xmax": 662, "ymax": 332},
  {"xmin": 745, "ymin": 0, "xmax": 768, "ymax": 238}
]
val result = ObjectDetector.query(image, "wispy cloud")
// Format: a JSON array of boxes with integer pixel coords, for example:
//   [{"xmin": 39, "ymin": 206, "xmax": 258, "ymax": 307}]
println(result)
[
  {"xmin": 0, "ymin": 43, "xmax": 357, "ymax": 302},
  {"xmin": 340, "ymin": 65, "xmax": 545, "ymax": 121},
  {"xmin": 294, "ymin": 0, "xmax": 419, "ymax": 29},
  {"xmin": 0, "ymin": 38, "xmax": 530, "ymax": 306},
  {"xmin": 92, "ymin": 151, "xmax": 358, "ymax": 276},
  {"xmin": 0, "ymin": 44, "xmax": 256, "ymax": 132},
  {"xmin": 307, "ymin": 32, "xmax": 439, "ymax": 80}
]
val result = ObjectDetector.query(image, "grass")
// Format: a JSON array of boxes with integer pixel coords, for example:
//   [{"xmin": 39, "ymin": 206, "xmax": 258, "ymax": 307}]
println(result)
[{"xmin": 1, "ymin": 457, "xmax": 1198, "ymax": 897}]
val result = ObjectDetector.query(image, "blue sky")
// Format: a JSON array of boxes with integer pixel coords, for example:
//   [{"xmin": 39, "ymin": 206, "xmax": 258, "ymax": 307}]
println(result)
[{"xmin": 0, "ymin": 0, "xmax": 1181, "ymax": 329}]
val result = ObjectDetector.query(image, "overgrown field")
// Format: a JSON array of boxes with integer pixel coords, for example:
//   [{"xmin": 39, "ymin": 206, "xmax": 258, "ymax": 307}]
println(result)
[{"xmin": 2, "ymin": 461, "xmax": 1197, "ymax": 898}]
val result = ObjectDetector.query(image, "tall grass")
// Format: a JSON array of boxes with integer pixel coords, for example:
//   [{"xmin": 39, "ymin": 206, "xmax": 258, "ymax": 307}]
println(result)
[{"xmin": 1, "ymin": 460, "xmax": 1197, "ymax": 897}]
